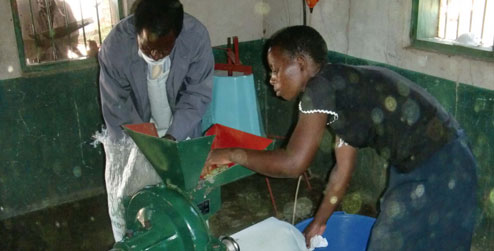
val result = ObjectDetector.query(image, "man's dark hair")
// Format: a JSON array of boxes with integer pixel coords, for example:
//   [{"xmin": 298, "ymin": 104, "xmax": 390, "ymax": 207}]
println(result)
[
  {"xmin": 134, "ymin": 0, "xmax": 184, "ymax": 37},
  {"xmin": 269, "ymin": 25, "xmax": 328, "ymax": 66}
]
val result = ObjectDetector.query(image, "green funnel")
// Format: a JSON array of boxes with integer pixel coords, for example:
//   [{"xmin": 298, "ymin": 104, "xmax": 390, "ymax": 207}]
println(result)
[
  {"xmin": 123, "ymin": 123, "xmax": 274, "ymax": 192},
  {"xmin": 123, "ymin": 123, "xmax": 214, "ymax": 191}
]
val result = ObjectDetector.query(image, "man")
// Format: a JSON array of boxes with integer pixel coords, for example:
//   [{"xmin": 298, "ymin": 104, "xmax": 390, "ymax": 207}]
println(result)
[
  {"xmin": 99, "ymin": 0, "xmax": 213, "ymax": 141},
  {"xmin": 98, "ymin": 0, "xmax": 214, "ymax": 241}
]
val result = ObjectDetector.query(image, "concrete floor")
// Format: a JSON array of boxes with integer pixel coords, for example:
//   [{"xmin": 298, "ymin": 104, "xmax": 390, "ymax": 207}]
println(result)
[
  {"xmin": 0, "ymin": 173, "xmax": 363, "ymax": 250},
  {"xmin": 209, "ymin": 173, "xmax": 326, "ymax": 237}
]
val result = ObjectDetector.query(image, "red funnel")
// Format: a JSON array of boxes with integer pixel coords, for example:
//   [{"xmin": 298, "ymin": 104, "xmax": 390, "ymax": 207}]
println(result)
[
  {"xmin": 202, "ymin": 124, "xmax": 273, "ymax": 177},
  {"xmin": 205, "ymin": 124, "xmax": 273, "ymax": 150},
  {"xmin": 123, "ymin": 123, "xmax": 158, "ymax": 137}
]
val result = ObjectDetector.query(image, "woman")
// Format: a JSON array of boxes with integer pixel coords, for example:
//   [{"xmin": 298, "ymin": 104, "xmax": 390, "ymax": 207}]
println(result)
[{"xmin": 205, "ymin": 26, "xmax": 477, "ymax": 250}]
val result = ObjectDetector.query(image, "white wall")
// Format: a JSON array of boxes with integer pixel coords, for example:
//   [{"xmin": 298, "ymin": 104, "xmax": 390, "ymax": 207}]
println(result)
[
  {"xmin": 181, "ymin": 0, "xmax": 264, "ymax": 46},
  {"xmin": 264, "ymin": 0, "xmax": 494, "ymax": 90},
  {"xmin": 123, "ymin": 0, "xmax": 264, "ymax": 46},
  {"xmin": 2, "ymin": 0, "xmax": 493, "ymax": 89}
]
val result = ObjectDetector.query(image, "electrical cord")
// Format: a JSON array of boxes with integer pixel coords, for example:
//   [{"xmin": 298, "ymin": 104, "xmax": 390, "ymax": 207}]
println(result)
[{"xmin": 292, "ymin": 175, "xmax": 303, "ymax": 224}]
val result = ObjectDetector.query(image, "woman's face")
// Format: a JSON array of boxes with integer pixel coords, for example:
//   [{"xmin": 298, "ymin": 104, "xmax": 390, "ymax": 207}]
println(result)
[{"xmin": 267, "ymin": 46, "xmax": 306, "ymax": 101}]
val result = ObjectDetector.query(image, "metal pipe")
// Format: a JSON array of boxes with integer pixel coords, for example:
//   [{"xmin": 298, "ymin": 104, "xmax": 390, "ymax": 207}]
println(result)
[
  {"xmin": 28, "ymin": 0, "xmax": 39, "ymax": 62},
  {"xmin": 469, "ymin": 0, "xmax": 474, "ymax": 32},
  {"xmin": 444, "ymin": 0, "xmax": 450, "ymax": 39},
  {"xmin": 95, "ymin": 0, "xmax": 102, "ymax": 44},
  {"xmin": 108, "ymin": 0, "xmax": 114, "ymax": 28},
  {"xmin": 62, "ymin": 0, "xmax": 71, "ymax": 52},
  {"xmin": 44, "ymin": 0, "xmax": 57, "ymax": 59},
  {"xmin": 456, "ymin": 1, "xmax": 461, "ymax": 38},
  {"xmin": 79, "ymin": 0, "xmax": 88, "ymax": 50},
  {"xmin": 480, "ymin": 0, "xmax": 488, "ymax": 41}
]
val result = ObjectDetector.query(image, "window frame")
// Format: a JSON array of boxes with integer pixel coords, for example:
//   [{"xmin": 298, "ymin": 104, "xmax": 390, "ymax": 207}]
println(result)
[
  {"xmin": 410, "ymin": 0, "xmax": 494, "ymax": 61},
  {"xmin": 9, "ymin": 0, "xmax": 124, "ymax": 73}
]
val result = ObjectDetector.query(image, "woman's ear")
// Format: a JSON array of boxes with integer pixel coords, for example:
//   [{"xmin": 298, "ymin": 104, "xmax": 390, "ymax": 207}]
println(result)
[
  {"xmin": 297, "ymin": 54, "xmax": 319, "ymax": 77},
  {"xmin": 296, "ymin": 55, "xmax": 307, "ymax": 71}
]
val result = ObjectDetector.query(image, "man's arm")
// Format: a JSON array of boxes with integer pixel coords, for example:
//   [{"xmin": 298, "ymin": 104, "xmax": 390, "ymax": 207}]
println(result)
[
  {"xmin": 302, "ymin": 136, "xmax": 357, "ymax": 247},
  {"xmin": 98, "ymin": 42, "xmax": 144, "ymax": 140},
  {"xmin": 166, "ymin": 27, "xmax": 214, "ymax": 140}
]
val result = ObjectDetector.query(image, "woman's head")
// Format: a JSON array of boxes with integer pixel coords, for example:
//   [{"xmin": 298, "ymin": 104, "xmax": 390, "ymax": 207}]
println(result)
[
  {"xmin": 267, "ymin": 26, "xmax": 327, "ymax": 100},
  {"xmin": 269, "ymin": 26, "xmax": 327, "ymax": 67}
]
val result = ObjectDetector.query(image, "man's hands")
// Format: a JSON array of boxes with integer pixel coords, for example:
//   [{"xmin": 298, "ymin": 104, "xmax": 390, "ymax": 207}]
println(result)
[
  {"xmin": 162, "ymin": 134, "xmax": 176, "ymax": 141},
  {"xmin": 303, "ymin": 219, "xmax": 327, "ymax": 248}
]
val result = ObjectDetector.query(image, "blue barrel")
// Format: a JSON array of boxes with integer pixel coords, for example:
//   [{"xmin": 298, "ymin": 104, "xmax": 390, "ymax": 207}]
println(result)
[
  {"xmin": 201, "ymin": 74, "xmax": 264, "ymax": 136},
  {"xmin": 295, "ymin": 211, "xmax": 376, "ymax": 251}
]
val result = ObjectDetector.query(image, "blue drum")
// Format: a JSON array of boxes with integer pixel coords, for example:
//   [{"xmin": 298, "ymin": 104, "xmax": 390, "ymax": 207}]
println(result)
[{"xmin": 295, "ymin": 211, "xmax": 376, "ymax": 251}]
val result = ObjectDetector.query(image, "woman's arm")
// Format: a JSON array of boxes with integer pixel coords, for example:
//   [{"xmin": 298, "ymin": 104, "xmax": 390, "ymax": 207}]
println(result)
[
  {"xmin": 204, "ymin": 112, "xmax": 328, "ymax": 178},
  {"xmin": 302, "ymin": 136, "xmax": 357, "ymax": 247}
]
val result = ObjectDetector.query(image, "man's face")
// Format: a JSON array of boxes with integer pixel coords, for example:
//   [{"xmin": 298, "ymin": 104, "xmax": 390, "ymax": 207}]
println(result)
[{"xmin": 138, "ymin": 29, "xmax": 176, "ymax": 61}]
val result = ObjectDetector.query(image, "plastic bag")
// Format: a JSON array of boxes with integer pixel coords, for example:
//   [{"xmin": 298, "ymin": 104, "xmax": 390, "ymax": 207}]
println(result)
[
  {"xmin": 231, "ymin": 217, "xmax": 309, "ymax": 251},
  {"xmin": 93, "ymin": 130, "xmax": 162, "ymax": 241}
]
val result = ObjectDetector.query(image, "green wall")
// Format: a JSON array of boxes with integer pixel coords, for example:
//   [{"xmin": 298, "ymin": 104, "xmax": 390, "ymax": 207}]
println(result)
[
  {"xmin": 0, "ymin": 62, "xmax": 105, "ymax": 220},
  {"xmin": 1, "ymin": 40, "xmax": 493, "ymax": 249}
]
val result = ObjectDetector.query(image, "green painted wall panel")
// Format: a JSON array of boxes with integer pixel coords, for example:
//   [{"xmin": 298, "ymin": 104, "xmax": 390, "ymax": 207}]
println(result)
[
  {"xmin": 455, "ymin": 84, "xmax": 494, "ymax": 250},
  {"xmin": 0, "ymin": 66, "xmax": 105, "ymax": 220}
]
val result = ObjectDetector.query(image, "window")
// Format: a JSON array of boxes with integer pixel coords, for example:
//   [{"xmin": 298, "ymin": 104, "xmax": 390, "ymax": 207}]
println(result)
[
  {"xmin": 411, "ymin": 0, "xmax": 493, "ymax": 60},
  {"xmin": 10, "ymin": 0, "xmax": 122, "ymax": 70}
]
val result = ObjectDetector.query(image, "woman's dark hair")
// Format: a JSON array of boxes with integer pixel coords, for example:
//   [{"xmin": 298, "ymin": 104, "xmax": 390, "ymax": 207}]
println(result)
[
  {"xmin": 269, "ymin": 25, "xmax": 328, "ymax": 66},
  {"xmin": 134, "ymin": 0, "xmax": 184, "ymax": 37}
]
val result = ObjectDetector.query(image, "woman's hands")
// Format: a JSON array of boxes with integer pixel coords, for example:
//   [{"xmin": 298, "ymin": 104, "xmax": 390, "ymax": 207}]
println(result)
[
  {"xmin": 303, "ymin": 219, "xmax": 327, "ymax": 248},
  {"xmin": 302, "ymin": 139, "xmax": 358, "ymax": 248},
  {"xmin": 202, "ymin": 148, "xmax": 233, "ymax": 176}
]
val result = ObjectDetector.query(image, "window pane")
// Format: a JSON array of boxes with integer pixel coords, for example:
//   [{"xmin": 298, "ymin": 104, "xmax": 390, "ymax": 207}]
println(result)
[
  {"xmin": 15, "ymin": 0, "xmax": 116, "ymax": 65},
  {"xmin": 438, "ymin": 0, "xmax": 493, "ymax": 48}
]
